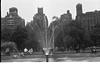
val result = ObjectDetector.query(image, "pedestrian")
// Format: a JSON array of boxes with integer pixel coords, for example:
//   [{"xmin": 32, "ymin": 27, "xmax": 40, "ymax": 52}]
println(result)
[
  {"xmin": 28, "ymin": 48, "xmax": 33, "ymax": 54},
  {"xmin": 24, "ymin": 48, "xmax": 28, "ymax": 52},
  {"xmin": 5, "ymin": 48, "xmax": 10, "ymax": 56},
  {"xmin": 42, "ymin": 49, "xmax": 45, "ymax": 54},
  {"xmin": 93, "ymin": 46, "xmax": 96, "ymax": 54},
  {"xmin": 50, "ymin": 49, "xmax": 53, "ymax": 56},
  {"xmin": 24, "ymin": 48, "xmax": 28, "ymax": 55},
  {"xmin": 90, "ymin": 47, "xmax": 93, "ymax": 54},
  {"xmin": 20, "ymin": 52, "xmax": 24, "ymax": 56}
]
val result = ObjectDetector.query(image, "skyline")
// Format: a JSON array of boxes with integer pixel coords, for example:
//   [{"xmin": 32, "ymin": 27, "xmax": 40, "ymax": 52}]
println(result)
[{"xmin": 1, "ymin": 0, "xmax": 100, "ymax": 25}]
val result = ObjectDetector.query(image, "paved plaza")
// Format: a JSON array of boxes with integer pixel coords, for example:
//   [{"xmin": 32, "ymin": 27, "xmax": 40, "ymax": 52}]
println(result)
[
  {"xmin": 1, "ymin": 57, "xmax": 100, "ymax": 62},
  {"xmin": 1, "ymin": 52, "xmax": 100, "ymax": 62}
]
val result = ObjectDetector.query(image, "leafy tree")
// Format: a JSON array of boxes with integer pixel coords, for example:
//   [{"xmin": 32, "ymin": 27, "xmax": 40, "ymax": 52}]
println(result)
[
  {"xmin": 1, "ymin": 25, "xmax": 27, "ymax": 51},
  {"xmin": 1, "ymin": 41, "xmax": 18, "ymax": 55},
  {"xmin": 64, "ymin": 21, "xmax": 92, "ymax": 50},
  {"xmin": 12, "ymin": 26, "xmax": 27, "ymax": 50},
  {"xmin": 91, "ymin": 24, "xmax": 100, "ymax": 47},
  {"xmin": 25, "ymin": 22, "xmax": 40, "ymax": 51},
  {"xmin": 1, "ymin": 28, "xmax": 12, "ymax": 41},
  {"xmin": 51, "ymin": 20, "xmax": 92, "ymax": 51}
]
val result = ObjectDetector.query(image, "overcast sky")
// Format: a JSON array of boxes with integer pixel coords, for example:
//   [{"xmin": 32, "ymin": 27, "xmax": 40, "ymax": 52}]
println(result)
[{"xmin": 1, "ymin": 0, "xmax": 100, "ymax": 25}]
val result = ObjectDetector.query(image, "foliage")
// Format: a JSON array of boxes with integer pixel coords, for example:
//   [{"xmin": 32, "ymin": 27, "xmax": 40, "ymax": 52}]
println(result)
[
  {"xmin": 1, "ymin": 41, "xmax": 18, "ymax": 53},
  {"xmin": 91, "ymin": 24, "xmax": 100, "ymax": 47},
  {"xmin": 51, "ymin": 20, "xmax": 92, "ymax": 51},
  {"xmin": 12, "ymin": 26, "xmax": 27, "ymax": 50},
  {"xmin": 1, "ymin": 26, "xmax": 27, "ymax": 51},
  {"xmin": 1, "ymin": 28, "xmax": 12, "ymax": 41},
  {"xmin": 25, "ymin": 22, "xmax": 40, "ymax": 51}
]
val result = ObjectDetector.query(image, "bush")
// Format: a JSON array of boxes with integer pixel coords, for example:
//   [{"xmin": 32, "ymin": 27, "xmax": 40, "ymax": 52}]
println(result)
[{"xmin": 1, "ymin": 41, "xmax": 18, "ymax": 55}]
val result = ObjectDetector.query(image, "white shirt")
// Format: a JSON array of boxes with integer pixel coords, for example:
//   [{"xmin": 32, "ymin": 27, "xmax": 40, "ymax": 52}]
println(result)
[{"xmin": 24, "ymin": 48, "xmax": 28, "ymax": 52}]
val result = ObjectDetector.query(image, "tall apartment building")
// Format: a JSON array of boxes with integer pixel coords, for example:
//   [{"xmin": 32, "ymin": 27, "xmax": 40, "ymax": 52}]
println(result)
[
  {"xmin": 33, "ymin": 8, "xmax": 48, "ymax": 30},
  {"xmin": 1, "ymin": 7, "xmax": 25, "ymax": 31},
  {"xmin": 76, "ymin": 3, "xmax": 100, "ymax": 31},
  {"xmin": 60, "ymin": 10, "xmax": 72, "ymax": 24}
]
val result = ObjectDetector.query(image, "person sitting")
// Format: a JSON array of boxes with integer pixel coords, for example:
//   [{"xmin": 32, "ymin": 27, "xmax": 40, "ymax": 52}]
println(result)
[
  {"xmin": 24, "ymin": 48, "xmax": 28, "ymax": 55},
  {"xmin": 28, "ymin": 48, "xmax": 33, "ymax": 55}
]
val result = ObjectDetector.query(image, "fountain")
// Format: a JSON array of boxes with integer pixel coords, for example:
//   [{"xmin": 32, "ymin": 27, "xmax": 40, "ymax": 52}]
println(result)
[{"xmin": 34, "ymin": 12, "xmax": 56, "ymax": 62}]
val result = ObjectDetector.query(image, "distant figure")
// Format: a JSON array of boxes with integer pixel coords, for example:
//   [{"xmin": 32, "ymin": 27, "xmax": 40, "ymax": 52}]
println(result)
[
  {"xmin": 5, "ymin": 48, "xmax": 10, "ymax": 55},
  {"xmin": 20, "ymin": 52, "xmax": 24, "ymax": 56},
  {"xmin": 42, "ymin": 49, "xmax": 45, "ymax": 54},
  {"xmin": 90, "ymin": 46, "xmax": 96, "ymax": 54},
  {"xmin": 49, "ymin": 49, "xmax": 53, "ymax": 56},
  {"xmin": 55, "ymin": 47, "xmax": 58, "ymax": 51},
  {"xmin": 93, "ymin": 46, "xmax": 96, "ymax": 54},
  {"xmin": 75, "ymin": 48, "xmax": 79, "ymax": 53},
  {"xmin": 28, "ymin": 48, "xmax": 33, "ymax": 54},
  {"xmin": 24, "ymin": 48, "xmax": 28, "ymax": 55},
  {"xmin": 24, "ymin": 48, "xmax": 28, "ymax": 52},
  {"xmin": 13, "ymin": 55, "xmax": 18, "ymax": 58}
]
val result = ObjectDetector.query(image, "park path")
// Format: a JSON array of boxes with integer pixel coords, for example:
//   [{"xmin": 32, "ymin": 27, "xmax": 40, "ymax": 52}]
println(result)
[
  {"xmin": 1, "ymin": 52, "xmax": 100, "ymax": 62},
  {"xmin": 2, "ymin": 57, "xmax": 100, "ymax": 62}
]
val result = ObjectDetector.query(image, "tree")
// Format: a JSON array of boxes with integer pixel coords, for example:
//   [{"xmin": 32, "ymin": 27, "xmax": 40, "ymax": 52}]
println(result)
[
  {"xmin": 12, "ymin": 26, "xmax": 27, "ymax": 50},
  {"xmin": 65, "ymin": 21, "xmax": 91, "ymax": 50},
  {"xmin": 1, "ymin": 41, "xmax": 18, "ymax": 55},
  {"xmin": 1, "ymin": 28, "xmax": 12, "ymax": 41},
  {"xmin": 51, "ymin": 20, "xmax": 92, "ymax": 51},
  {"xmin": 91, "ymin": 24, "xmax": 100, "ymax": 47},
  {"xmin": 25, "ymin": 22, "xmax": 40, "ymax": 51},
  {"xmin": 1, "ymin": 25, "xmax": 27, "ymax": 51}
]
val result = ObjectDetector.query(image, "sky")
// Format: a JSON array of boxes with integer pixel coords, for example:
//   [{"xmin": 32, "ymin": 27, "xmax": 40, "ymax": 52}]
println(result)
[{"xmin": 1, "ymin": 0, "xmax": 100, "ymax": 25}]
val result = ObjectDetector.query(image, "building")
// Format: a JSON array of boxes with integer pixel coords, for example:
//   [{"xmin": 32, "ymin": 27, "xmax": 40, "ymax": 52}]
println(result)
[
  {"xmin": 76, "ymin": 3, "xmax": 100, "ymax": 31},
  {"xmin": 60, "ymin": 10, "xmax": 72, "ymax": 24},
  {"xmin": 33, "ymin": 8, "xmax": 48, "ymax": 30},
  {"xmin": 1, "ymin": 18, "xmax": 6, "ymax": 30},
  {"xmin": 1, "ymin": 7, "xmax": 25, "ymax": 32}
]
